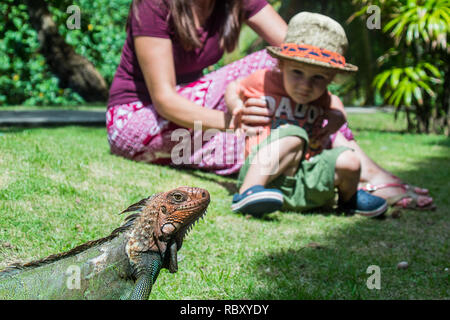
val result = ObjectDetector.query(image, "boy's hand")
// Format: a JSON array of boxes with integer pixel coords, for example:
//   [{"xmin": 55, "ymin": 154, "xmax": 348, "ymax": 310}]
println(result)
[
  {"xmin": 225, "ymin": 80, "xmax": 247, "ymax": 135},
  {"xmin": 227, "ymin": 101, "xmax": 244, "ymax": 134}
]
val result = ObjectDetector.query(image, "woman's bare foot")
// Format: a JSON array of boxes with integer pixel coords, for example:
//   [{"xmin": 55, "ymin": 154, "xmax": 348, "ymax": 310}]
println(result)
[
  {"xmin": 332, "ymin": 132, "xmax": 434, "ymax": 210},
  {"xmin": 359, "ymin": 181, "xmax": 434, "ymax": 210}
]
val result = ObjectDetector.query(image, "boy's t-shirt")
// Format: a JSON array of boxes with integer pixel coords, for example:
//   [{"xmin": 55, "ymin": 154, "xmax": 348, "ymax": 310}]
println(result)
[{"xmin": 237, "ymin": 69, "xmax": 333, "ymax": 160}]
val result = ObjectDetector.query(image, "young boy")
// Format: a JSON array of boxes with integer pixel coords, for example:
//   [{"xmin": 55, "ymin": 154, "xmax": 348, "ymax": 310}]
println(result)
[{"xmin": 227, "ymin": 12, "xmax": 387, "ymax": 217}]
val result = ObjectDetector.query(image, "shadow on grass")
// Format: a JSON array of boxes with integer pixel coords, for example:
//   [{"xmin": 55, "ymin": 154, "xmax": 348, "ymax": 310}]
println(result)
[
  {"xmin": 250, "ymin": 218, "xmax": 386, "ymax": 299},
  {"xmin": 247, "ymin": 152, "xmax": 449, "ymax": 299},
  {"xmin": 181, "ymin": 168, "xmax": 239, "ymax": 195},
  {"xmin": 351, "ymin": 127, "xmax": 408, "ymax": 135},
  {"xmin": 250, "ymin": 212, "xmax": 448, "ymax": 299},
  {"xmin": 425, "ymin": 137, "xmax": 450, "ymax": 148}
]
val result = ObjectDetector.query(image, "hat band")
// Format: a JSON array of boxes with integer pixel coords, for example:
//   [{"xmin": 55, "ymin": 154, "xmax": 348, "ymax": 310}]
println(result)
[{"xmin": 280, "ymin": 43, "xmax": 346, "ymax": 68}]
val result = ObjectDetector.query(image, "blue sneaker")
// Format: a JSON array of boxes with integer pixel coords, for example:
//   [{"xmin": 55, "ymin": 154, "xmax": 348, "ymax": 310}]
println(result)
[
  {"xmin": 340, "ymin": 189, "xmax": 388, "ymax": 217},
  {"xmin": 231, "ymin": 185, "xmax": 284, "ymax": 217}
]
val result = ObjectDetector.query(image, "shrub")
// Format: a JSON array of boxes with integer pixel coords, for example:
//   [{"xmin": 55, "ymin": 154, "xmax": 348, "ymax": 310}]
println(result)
[
  {"xmin": 0, "ymin": 0, "xmax": 131, "ymax": 106},
  {"xmin": 353, "ymin": 0, "xmax": 450, "ymax": 134}
]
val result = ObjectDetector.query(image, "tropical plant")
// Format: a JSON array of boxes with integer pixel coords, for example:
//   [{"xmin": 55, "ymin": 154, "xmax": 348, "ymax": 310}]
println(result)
[{"xmin": 353, "ymin": 0, "xmax": 450, "ymax": 134}]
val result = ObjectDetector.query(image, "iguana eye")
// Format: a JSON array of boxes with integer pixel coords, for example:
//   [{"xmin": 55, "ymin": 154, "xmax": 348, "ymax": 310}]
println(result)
[{"xmin": 172, "ymin": 193, "xmax": 183, "ymax": 202}]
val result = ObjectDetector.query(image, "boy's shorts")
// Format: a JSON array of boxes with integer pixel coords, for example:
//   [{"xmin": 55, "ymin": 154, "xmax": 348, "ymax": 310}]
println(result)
[{"xmin": 237, "ymin": 124, "xmax": 350, "ymax": 212}]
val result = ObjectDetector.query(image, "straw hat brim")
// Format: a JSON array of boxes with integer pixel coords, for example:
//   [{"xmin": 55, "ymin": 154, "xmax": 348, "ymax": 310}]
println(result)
[{"xmin": 267, "ymin": 46, "xmax": 358, "ymax": 74}]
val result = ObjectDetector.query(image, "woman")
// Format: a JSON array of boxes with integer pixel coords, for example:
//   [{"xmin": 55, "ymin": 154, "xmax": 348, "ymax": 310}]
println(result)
[{"xmin": 107, "ymin": 0, "xmax": 433, "ymax": 210}]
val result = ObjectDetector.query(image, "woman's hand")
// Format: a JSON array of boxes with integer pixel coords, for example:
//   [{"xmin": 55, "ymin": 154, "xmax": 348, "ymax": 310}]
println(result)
[
  {"xmin": 225, "ymin": 97, "xmax": 260, "ymax": 137},
  {"xmin": 225, "ymin": 81, "xmax": 273, "ymax": 135},
  {"xmin": 239, "ymin": 98, "xmax": 273, "ymax": 135},
  {"xmin": 226, "ymin": 103, "xmax": 244, "ymax": 136},
  {"xmin": 225, "ymin": 97, "xmax": 273, "ymax": 136},
  {"xmin": 228, "ymin": 97, "xmax": 274, "ymax": 136},
  {"xmin": 241, "ymin": 98, "xmax": 273, "ymax": 125}
]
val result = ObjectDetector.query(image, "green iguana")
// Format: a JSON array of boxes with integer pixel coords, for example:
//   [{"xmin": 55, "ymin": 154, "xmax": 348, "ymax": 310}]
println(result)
[{"xmin": 0, "ymin": 186, "xmax": 210, "ymax": 300}]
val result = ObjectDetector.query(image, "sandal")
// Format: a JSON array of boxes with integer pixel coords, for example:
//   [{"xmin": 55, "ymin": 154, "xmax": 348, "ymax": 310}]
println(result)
[
  {"xmin": 386, "ymin": 174, "xmax": 430, "ymax": 195},
  {"xmin": 363, "ymin": 182, "xmax": 429, "ymax": 195},
  {"xmin": 401, "ymin": 183, "xmax": 429, "ymax": 195},
  {"xmin": 361, "ymin": 183, "xmax": 436, "ymax": 211}
]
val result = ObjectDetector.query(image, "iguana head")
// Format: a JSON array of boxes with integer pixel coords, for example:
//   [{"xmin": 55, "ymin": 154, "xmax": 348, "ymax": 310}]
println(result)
[
  {"xmin": 123, "ymin": 187, "xmax": 210, "ymax": 274},
  {"xmin": 156, "ymin": 187, "xmax": 210, "ymax": 272}
]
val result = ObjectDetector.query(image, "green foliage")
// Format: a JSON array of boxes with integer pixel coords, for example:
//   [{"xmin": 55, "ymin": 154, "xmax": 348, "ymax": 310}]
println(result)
[
  {"xmin": 0, "ymin": 1, "xmax": 70, "ymax": 106},
  {"xmin": 48, "ymin": 0, "xmax": 131, "ymax": 85},
  {"xmin": 373, "ymin": 63, "xmax": 441, "ymax": 108},
  {"xmin": 383, "ymin": 0, "xmax": 450, "ymax": 49},
  {"xmin": 0, "ymin": 0, "xmax": 131, "ymax": 106},
  {"xmin": 354, "ymin": 0, "xmax": 449, "ymax": 133}
]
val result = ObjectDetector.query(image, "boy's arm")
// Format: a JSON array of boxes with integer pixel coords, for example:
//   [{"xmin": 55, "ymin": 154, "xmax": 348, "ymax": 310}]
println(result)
[
  {"xmin": 315, "ymin": 94, "xmax": 347, "ymax": 142},
  {"xmin": 326, "ymin": 94, "xmax": 347, "ymax": 133},
  {"xmin": 323, "ymin": 108, "xmax": 346, "ymax": 132},
  {"xmin": 224, "ymin": 80, "xmax": 245, "ymax": 131},
  {"xmin": 328, "ymin": 94, "xmax": 347, "ymax": 122}
]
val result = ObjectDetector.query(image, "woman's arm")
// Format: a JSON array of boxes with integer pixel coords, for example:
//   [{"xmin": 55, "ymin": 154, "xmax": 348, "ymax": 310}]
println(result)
[
  {"xmin": 134, "ymin": 36, "xmax": 231, "ymax": 130},
  {"xmin": 246, "ymin": 4, "xmax": 288, "ymax": 46}
]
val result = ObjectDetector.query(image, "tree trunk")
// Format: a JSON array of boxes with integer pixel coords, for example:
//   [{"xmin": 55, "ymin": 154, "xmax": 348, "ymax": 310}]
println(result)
[
  {"xmin": 441, "ymin": 53, "xmax": 450, "ymax": 136},
  {"xmin": 25, "ymin": 0, "xmax": 108, "ymax": 102},
  {"xmin": 417, "ymin": 104, "xmax": 430, "ymax": 134},
  {"xmin": 279, "ymin": 0, "xmax": 319, "ymax": 21},
  {"xmin": 279, "ymin": 0, "xmax": 298, "ymax": 22},
  {"xmin": 405, "ymin": 109, "xmax": 413, "ymax": 132},
  {"xmin": 360, "ymin": 19, "xmax": 375, "ymax": 105}
]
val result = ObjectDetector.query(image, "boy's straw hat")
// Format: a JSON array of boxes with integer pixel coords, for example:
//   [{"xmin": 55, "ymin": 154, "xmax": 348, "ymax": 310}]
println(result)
[{"xmin": 267, "ymin": 12, "xmax": 358, "ymax": 73}]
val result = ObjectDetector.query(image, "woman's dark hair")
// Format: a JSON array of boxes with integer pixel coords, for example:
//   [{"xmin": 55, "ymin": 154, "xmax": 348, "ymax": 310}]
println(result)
[{"xmin": 128, "ymin": 0, "xmax": 244, "ymax": 52}]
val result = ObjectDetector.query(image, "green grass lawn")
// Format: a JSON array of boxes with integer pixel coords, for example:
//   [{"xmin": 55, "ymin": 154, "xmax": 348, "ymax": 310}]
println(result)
[{"xmin": 0, "ymin": 111, "xmax": 448, "ymax": 299}]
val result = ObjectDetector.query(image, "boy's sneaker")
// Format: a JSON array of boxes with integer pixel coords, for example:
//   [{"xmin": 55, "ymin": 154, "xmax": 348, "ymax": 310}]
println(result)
[
  {"xmin": 340, "ymin": 189, "xmax": 388, "ymax": 218},
  {"xmin": 231, "ymin": 185, "xmax": 284, "ymax": 217}
]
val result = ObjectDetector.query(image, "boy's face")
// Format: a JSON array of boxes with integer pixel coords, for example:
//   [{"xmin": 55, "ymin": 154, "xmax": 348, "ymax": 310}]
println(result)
[{"xmin": 280, "ymin": 60, "xmax": 336, "ymax": 104}]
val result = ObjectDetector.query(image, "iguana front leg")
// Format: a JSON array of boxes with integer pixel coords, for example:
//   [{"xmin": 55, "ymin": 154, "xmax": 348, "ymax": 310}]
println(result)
[{"xmin": 129, "ymin": 251, "xmax": 162, "ymax": 300}]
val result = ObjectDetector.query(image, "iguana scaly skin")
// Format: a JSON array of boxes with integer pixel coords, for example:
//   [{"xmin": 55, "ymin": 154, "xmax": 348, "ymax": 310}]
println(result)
[{"xmin": 0, "ymin": 187, "xmax": 210, "ymax": 300}]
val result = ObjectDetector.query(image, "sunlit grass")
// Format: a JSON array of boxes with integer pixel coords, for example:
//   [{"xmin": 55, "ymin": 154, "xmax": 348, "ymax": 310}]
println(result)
[{"xmin": 0, "ymin": 112, "xmax": 448, "ymax": 299}]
